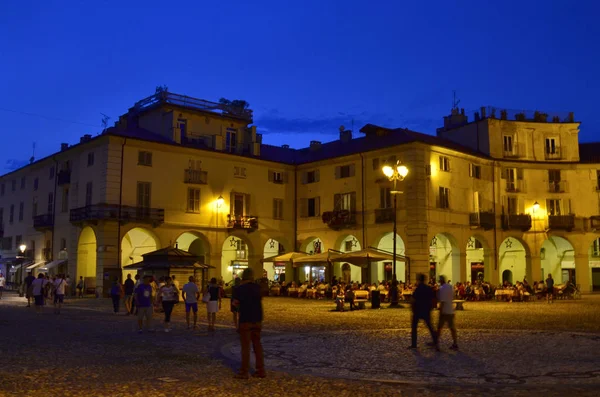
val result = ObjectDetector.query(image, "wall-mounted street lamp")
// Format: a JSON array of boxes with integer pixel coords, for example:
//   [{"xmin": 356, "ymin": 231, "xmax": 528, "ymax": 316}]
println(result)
[
  {"xmin": 381, "ymin": 161, "xmax": 409, "ymax": 280},
  {"xmin": 216, "ymin": 195, "xmax": 224, "ymax": 208},
  {"xmin": 19, "ymin": 244, "xmax": 27, "ymax": 255},
  {"xmin": 533, "ymin": 201, "xmax": 540, "ymax": 214}
]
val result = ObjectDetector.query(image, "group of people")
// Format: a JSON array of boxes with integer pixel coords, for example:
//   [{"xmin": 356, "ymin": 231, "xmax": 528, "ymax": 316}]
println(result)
[
  {"xmin": 21, "ymin": 272, "xmax": 69, "ymax": 314},
  {"xmin": 452, "ymin": 275, "xmax": 558, "ymax": 303}
]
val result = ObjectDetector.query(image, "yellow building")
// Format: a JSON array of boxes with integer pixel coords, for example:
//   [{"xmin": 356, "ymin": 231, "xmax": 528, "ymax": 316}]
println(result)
[{"xmin": 1, "ymin": 94, "xmax": 599, "ymax": 294}]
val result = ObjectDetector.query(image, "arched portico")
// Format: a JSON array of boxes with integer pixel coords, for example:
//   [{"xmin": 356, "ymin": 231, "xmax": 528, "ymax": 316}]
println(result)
[{"xmin": 429, "ymin": 233, "xmax": 460, "ymax": 283}]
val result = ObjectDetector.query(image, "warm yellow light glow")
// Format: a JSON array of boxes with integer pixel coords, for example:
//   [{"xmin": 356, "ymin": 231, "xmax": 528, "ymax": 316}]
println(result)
[
  {"xmin": 382, "ymin": 165, "xmax": 394, "ymax": 178},
  {"xmin": 227, "ymin": 266, "xmax": 233, "ymax": 272},
  {"xmin": 19, "ymin": 244, "xmax": 26, "ymax": 253},
  {"xmin": 533, "ymin": 201, "xmax": 540, "ymax": 212},
  {"xmin": 304, "ymin": 266, "xmax": 310, "ymax": 274},
  {"xmin": 216, "ymin": 195, "xmax": 224, "ymax": 208},
  {"xmin": 397, "ymin": 164, "xmax": 409, "ymax": 178}
]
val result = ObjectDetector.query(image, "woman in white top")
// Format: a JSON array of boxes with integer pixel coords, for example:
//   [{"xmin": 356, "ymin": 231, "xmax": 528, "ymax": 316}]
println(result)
[{"xmin": 158, "ymin": 277, "xmax": 179, "ymax": 332}]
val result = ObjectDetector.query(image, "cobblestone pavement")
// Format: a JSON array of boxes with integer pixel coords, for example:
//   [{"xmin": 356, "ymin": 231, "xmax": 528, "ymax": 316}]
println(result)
[{"xmin": 0, "ymin": 292, "xmax": 599, "ymax": 396}]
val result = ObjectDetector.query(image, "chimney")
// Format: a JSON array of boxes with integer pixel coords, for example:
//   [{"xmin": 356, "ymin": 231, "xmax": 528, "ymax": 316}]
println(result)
[
  {"xmin": 80, "ymin": 134, "xmax": 92, "ymax": 144},
  {"xmin": 339, "ymin": 125, "xmax": 352, "ymax": 143},
  {"xmin": 282, "ymin": 144, "xmax": 290, "ymax": 149},
  {"xmin": 309, "ymin": 141, "xmax": 321, "ymax": 151},
  {"xmin": 60, "ymin": 143, "xmax": 69, "ymax": 151},
  {"xmin": 480, "ymin": 107, "xmax": 486, "ymax": 119}
]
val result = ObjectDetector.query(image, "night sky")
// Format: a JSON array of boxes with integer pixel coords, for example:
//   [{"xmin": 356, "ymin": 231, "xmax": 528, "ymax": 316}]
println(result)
[{"xmin": 1, "ymin": 0, "xmax": 598, "ymax": 171}]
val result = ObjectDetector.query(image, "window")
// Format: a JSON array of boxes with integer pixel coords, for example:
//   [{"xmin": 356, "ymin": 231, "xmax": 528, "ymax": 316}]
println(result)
[
  {"xmin": 307, "ymin": 197, "xmax": 319, "ymax": 217},
  {"xmin": 334, "ymin": 192, "xmax": 356, "ymax": 212},
  {"xmin": 470, "ymin": 164, "xmax": 481, "ymax": 179},
  {"xmin": 230, "ymin": 193, "xmax": 250, "ymax": 217},
  {"xmin": 11, "ymin": 180, "xmax": 16, "ymax": 191},
  {"xmin": 269, "ymin": 170, "xmax": 285, "ymax": 184},
  {"xmin": 234, "ymin": 166, "xmax": 247, "ymax": 179},
  {"xmin": 1, "ymin": 237, "xmax": 12, "ymax": 250},
  {"xmin": 178, "ymin": 119, "xmax": 187, "ymax": 142},
  {"xmin": 61, "ymin": 188, "xmax": 69, "ymax": 213},
  {"xmin": 32, "ymin": 197, "xmax": 37, "ymax": 218},
  {"xmin": 0, "ymin": 183, "xmax": 4, "ymax": 196},
  {"xmin": 9, "ymin": 205, "xmax": 14, "ymax": 223},
  {"xmin": 336, "ymin": 164, "xmax": 355, "ymax": 179},
  {"xmin": 85, "ymin": 182, "xmax": 93, "ymax": 207},
  {"xmin": 546, "ymin": 199, "xmax": 561, "ymax": 216},
  {"xmin": 380, "ymin": 187, "xmax": 392, "ymax": 209},
  {"xmin": 503, "ymin": 135, "xmax": 514, "ymax": 154},
  {"xmin": 438, "ymin": 187, "xmax": 450, "ymax": 209},
  {"xmin": 18, "ymin": 202, "xmax": 24, "ymax": 221},
  {"xmin": 20, "ymin": 177, "xmax": 25, "ymax": 190},
  {"xmin": 593, "ymin": 238, "xmax": 600, "ymax": 257},
  {"xmin": 47, "ymin": 193, "xmax": 54, "ymax": 214},
  {"xmin": 545, "ymin": 137, "xmax": 558, "ymax": 154},
  {"xmin": 505, "ymin": 168, "xmax": 518, "ymax": 191},
  {"xmin": 439, "ymin": 156, "xmax": 450, "ymax": 172},
  {"xmin": 138, "ymin": 151, "xmax": 153, "ymax": 166},
  {"xmin": 507, "ymin": 197, "xmax": 518, "ymax": 215},
  {"xmin": 345, "ymin": 241, "xmax": 353, "ymax": 251},
  {"xmin": 49, "ymin": 166, "xmax": 54, "ymax": 179},
  {"xmin": 473, "ymin": 191, "xmax": 481, "ymax": 212},
  {"xmin": 372, "ymin": 158, "xmax": 380, "ymax": 171},
  {"xmin": 137, "ymin": 182, "xmax": 151, "ymax": 208},
  {"xmin": 187, "ymin": 188, "xmax": 201, "ymax": 213},
  {"xmin": 304, "ymin": 170, "xmax": 319, "ymax": 184},
  {"xmin": 34, "ymin": 178, "xmax": 39, "ymax": 191},
  {"xmin": 15, "ymin": 235, "xmax": 22, "ymax": 248},
  {"xmin": 226, "ymin": 129, "xmax": 237, "ymax": 152},
  {"xmin": 87, "ymin": 152, "xmax": 95, "ymax": 166},
  {"xmin": 273, "ymin": 199, "xmax": 284, "ymax": 220}
]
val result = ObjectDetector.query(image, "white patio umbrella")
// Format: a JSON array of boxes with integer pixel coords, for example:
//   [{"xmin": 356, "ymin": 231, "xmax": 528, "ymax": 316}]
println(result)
[
  {"xmin": 292, "ymin": 250, "xmax": 342, "ymax": 266},
  {"xmin": 261, "ymin": 251, "xmax": 308, "ymax": 263},
  {"xmin": 336, "ymin": 247, "xmax": 404, "ymax": 268}
]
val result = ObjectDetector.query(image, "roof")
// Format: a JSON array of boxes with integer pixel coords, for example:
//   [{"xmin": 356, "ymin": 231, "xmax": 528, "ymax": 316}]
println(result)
[{"xmin": 579, "ymin": 142, "xmax": 600, "ymax": 163}]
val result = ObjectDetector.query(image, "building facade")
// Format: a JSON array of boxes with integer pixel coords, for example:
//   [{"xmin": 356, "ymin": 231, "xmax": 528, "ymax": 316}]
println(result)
[{"xmin": 1, "ymin": 93, "xmax": 599, "ymax": 293}]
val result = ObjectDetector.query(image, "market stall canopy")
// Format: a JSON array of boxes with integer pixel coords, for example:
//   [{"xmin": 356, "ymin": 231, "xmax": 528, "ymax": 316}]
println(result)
[
  {"xmin": 261, "ymin": 252, "xmax": 308, "ymax": 263},
  {"xmin": 123, "ymin": 247, "xmax": 214, "ymax": 270},
  {"xmin": 293, "ymin": 250, "xmax": 342, "ymax": 266},
  {"xmin": 336, "ymin": 247, "xmax": 405, "ymax": 268}
]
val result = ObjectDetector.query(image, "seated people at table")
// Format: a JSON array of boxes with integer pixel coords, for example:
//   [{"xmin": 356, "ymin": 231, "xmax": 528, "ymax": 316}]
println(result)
[{"xmin": 344, "ymin": 286, "xmax": 356, "ymax": 311}]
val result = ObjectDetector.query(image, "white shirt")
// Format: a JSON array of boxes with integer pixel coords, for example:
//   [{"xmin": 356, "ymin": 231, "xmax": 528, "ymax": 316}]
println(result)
[
  {"xmin": 438, "ymin": 283, "xmax": 454, "ymax": 315},
  {"xmin": 173, "ymin": 279, "xmax": 180, "ymax": 290},
  {"xmin": 54, "ymin": 279, "xmax": 67, "ymax": 295},
  {"xmin": 182, "ymin": 282, "xmax": 199, "ymax": 303},
  {"xmin": 0, "ymin": 276, "xmax": 5, "ymax": 287},
  {"xmin": 32, "ymin": 279, "xmax": 48, "ymax": 296}
]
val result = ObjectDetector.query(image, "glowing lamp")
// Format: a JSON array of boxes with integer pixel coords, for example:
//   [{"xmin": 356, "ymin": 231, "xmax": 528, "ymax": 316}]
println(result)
[
  {"xmin": 19, "ymin": 244, "xmax": 26, "ymax": 253},
  {"xmin": 216, "ymin": 195, "xmax": 224, "ymax": 208},
  {"xmin": 382, "ymin": 165, "xmax": 394, "ymax": 178},
  {"xmin": 533, "ymin": 201, "xmax": 540, "ymax": 213},
  {"xmin": 397, "ymin": 164, "xmax": 409, "ymax": 178}
]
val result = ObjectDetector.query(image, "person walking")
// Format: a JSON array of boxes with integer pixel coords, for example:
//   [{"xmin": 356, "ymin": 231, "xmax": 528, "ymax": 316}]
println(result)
[
  {"xmin": 24, "ymin": 272, "xmax": 35, "ymax": 307},
  {"xmin": 233, "ymin": 268, "xmax": 265, "ymax": 379},
  {"xmin": 53, "ymin": 274, "xmax": 67, "ymax": 314},
  {"xmin": 158, "ymin": 277, "xmax": 179, "ymax": 332},
  {"xmin": 182, "ymin": 276, "xmax": 200, "ymax": 329},
  {"xmin": 230, "ymin": 278, "xmax": 241, "ymax": 330},
  {"xmin": 409, "ymin": 273, "xmax": 438, "ymax": 350},
  {"xmin": 546, "ymin": 274, "xmax": 554, "ymax": 303},
  {"xmin": 206, "ymin": 278, "xmax": 221, "ymax": 332},
  {"xmin": 109, "ymin": 277, "xmax": 124, "ymax": 314},
  {"xmin": 76, "ymin": 276, "xmax": 84, "ymax": 298},
  {"xmin": 135, "ymin": 276, "xmax": 154, "ymax": 333},
  {"xmin": 0, "ymin": 272, "xmax": 5, "ymax": 299},
  {"xmin": 123, "ymin": 274, "xmax": 135, "ymax": 315},
  {"xmin": 132, "ymin": 274, "xmax": 141, "ymax": 315},
  {"xmin": 436, "ymin": 275, "xmax": 458, "ymax": 350},
  {"xmin": 31, "ymin": 274, "xmax": 48, "ymax": 313}
]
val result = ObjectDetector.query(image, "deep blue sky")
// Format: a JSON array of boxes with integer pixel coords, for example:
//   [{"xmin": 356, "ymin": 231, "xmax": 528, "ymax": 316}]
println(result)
[{"xmin": 1, "ymin": 0, "xmax": 599, "ymax": 171}]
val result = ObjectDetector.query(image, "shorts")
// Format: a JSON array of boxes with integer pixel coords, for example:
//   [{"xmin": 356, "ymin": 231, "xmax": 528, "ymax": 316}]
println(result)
[
  {"xmin": 137, "ymin": 306, "xmax": 153, "ymax": 321},
  {"xmin": 207, "ymin": 300, "xmax": 219, "ymax": 313},
  {"xmin": 26, "ymin": 286, "xmax": 34, "ymax": 299},
  {"xmin": 54, "ymin": 294, "xmax": 64, "ymax": 304},
  {"xmin": 438, "ymin": 313, "xmax": 455, "ymax": 329},
  {"xmin": 185, "ymin": 302, "xmax": 198, "ymax": 313},
  {"xmin": 34, "ymin": 295, "xmax": 44, "ymax": 306}
]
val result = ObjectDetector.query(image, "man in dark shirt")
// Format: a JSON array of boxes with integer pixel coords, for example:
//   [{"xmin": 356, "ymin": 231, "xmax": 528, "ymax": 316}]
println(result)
[
  {"xmin": 123, "ymin": 274, "xmax": 136, "ymax": 315},
  {"xmin": 409, "ymin": 273, "xmax": 438, "ymax": 350},
  {"xmin": 24, "ymin": 272, "xmax": 36, "ymax": 307},
  {"xmin": 233, "ymin": 268, "xmax": 265, "ymax": 379},
  {"xmin": 546, "ymin": 274, "xmax": 554, "ymax": 303}
]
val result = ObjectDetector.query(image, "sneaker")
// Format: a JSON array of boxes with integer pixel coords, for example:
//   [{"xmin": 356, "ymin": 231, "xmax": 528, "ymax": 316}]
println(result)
[{"xmin": 450, "ymin": 344, "xmax": 459, "ymax": 351}]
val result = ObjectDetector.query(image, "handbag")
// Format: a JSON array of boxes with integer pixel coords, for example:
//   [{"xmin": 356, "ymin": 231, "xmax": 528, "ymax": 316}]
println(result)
[{"xmin": 202, "ymin": 291, "xmax": 210, "ymax": 303}]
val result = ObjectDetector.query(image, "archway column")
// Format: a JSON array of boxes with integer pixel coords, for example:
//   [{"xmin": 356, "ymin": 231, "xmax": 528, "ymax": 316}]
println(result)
[
  {"xmin": 248, "ymin": 254, "xmax": 263, "ymax": 278},
  {"xmin": 484, "ymin": 248, "xmax": 498, "ymax": 285},
  {"xmin": 208, "ymin": 253, "xmax": 222, "ymax": 280},
  {"xmin": 459, "ymin": 253, "xmax": 467, "ymax": 283},
  {"xmin": 529, "ymin": 255, "xmax": 541, "ymax": 283},
  {"xmin": 575, "ymin": 254, "xmax": 591, "ymax": 293}
]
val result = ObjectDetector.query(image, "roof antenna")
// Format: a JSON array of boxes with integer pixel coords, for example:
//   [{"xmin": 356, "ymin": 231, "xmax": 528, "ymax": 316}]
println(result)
[
  {"xmin": 100, "ymin": 113, "xmax": 110, "ymax": 134},
  {"xmin": 29, "ymin": 142, "xmax": 36, "ymax": 164},
  {"xmin": 452, "ymin": 90, "xmax": 461, "ymax": 110}
]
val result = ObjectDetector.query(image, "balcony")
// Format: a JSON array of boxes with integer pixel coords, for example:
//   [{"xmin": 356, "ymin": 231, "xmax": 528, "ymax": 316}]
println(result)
[
  {"xmin": 33, "ymin": 214, "xmax": 54, "ymax": 230},
  {"xmin": 227, "ymin": 215, "xmax": 258, "ymax": 231},
  {"xmin": 548, "ymin": 181, "xmax": 567, "ymax": 193},
  {"xmin": 548, "ymin": 214, "xmax": 575, "ymax": 231},
  {"xmin": 57, "ymin": 170, "xmax": 71, "ymax": 185},
  {"xmin": 505, "ymin": 181, "xmax": 525, "ymax": 193},
  {"xmin": 70, "ymin": 204, "xmax": 165, "ymax": 227},
  {"xmin": 501, "ymin": 214, "xmax": 532, "ymax": 231},
  {"xmin": 322, "ymin": 210, "xmax": 357, "ymax": 230},
  {"xmin": 42, "ymin": 248, "xmax": 52, "ymax": 261},
  {"xmin": 545, "ymin": 148, "xmax": 562, "ymax": 160},
  {"xmin": 469, "ymin": 211, "xmax": 496, "ymax": 230},
  {"xmin": 591, "ymin": 216, "xmax": 600, "ymax": 230},
  {"xmin": 184, "ymin": 169, "xmax": 208, "ymax": 184},
  {"xmin": 375, "ymin": 208, "xmax": 395, "ymax": 224}
]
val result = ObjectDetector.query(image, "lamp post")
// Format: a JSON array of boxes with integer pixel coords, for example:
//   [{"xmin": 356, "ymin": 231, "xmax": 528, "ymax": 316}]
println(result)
[
  {"xmin": 381, "ymin": 161, "xmax": 409, "ymax": 280},
  {"xmin": 216, "ymin": 195, "xmax": 224, "ymax": 228},
  {"xmin": 19, "ymin": 244, "xmax": 27, "ymax": 285}
]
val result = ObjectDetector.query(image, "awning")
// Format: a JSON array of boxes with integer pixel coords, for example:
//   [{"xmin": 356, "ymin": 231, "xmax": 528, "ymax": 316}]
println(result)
[
  {"xmin": 293, "ymin": 250, "xmax": 343, "ymax": 266},
  {"xmin": 9, "ymin": 263, "xmax": 23, "ymax": 273},
  {"xmin": 26, "ymin": 262, "xmax": 46, "ymax": 271},
  {"xmin": 46, "ymin": 260, "xmax": 67, "ymax": 270}
]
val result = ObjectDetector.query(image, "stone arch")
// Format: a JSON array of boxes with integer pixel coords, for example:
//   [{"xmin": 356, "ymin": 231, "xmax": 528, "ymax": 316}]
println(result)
[
  {"xmin": 262, "ymin": 237, "xmax": 287, "ymax": 282},
  {"xmin": 373, "ymin": 232, "xmax": 406, "ymax": 283},
  {"xmin": 299, "ymin": 236, "xmax": 325, "ymax": 254},
  {"xmin": 76, "ymin": 226, "xmax": 97, "ymax": 285},
  {"xmin": 175, "ymin": 231, "xmax": 211, "ymax": 260},
  {"xmin": 121, "ymin": 227, "xmax": 161, "ymax": 280},
  {"xmin": 465, "ymin": 234, "xmax": 492, "ymax": 283},
  {"xmin": 541, "ymin": 235, "xmax": 575, "ymax": 284},
  {"xmin": 336, "ymin": 234, "xmax": 362, "ymax": 283},
  {"xmin": 221, "ymin": 235, "xmax": 252, "ymax": 282},
  {"xmin": 498, "ymin": 236, "xmax": 529, "ymax": 285},
  {"xmin": 429, "ymin": 233, "xmax": 460, "ymax": 283}
]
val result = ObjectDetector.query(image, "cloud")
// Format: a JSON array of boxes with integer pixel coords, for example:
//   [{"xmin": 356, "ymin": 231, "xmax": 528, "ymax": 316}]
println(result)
[{"xmin": 5, "ymin": 159, "xmax": 30, "ymax": 171}]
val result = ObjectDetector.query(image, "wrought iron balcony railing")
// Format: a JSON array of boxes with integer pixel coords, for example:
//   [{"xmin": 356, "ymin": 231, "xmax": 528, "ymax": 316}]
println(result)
[
  {"xmin": 375, "ymin": 208, "xmax": 395, "ymax": 224},
  {"xmin": 70, "ymin": 204, "xmax": 164, "ymax": 226},
  {"xmin": 501, "ymin": 214, "xmax": 532, "ymax": 231},
  {"xmin": 227, "ymin": 215, "xmax": 258, "ymax": 231},
  {"xmin": 545, "ymin": 148, "xmax": 562, "ymax": 160},
  {"xmin": 33, "ymin": 214, "xmax": 54, "ymax": 230},
  {"xmin": 57, "ymin": 170, "xmax": 71, "ymax": 185},
  {"xmin": 548, "ymin": 214, "xmax": 575, "ymax": 231},
  {"xmin": 184, "ymin": 169, "xmax": 208, "ymax": 184},
  {"xmin": 322, "ymin": 210, "xmax": 356, "ymax": 230},
  {"xmin": 469, "ymin": 211, "xmax": 496, "ymax": 230},
  {"xmin": 548, "ymin": 181, "xmax": 567, "ymax": 193}
]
